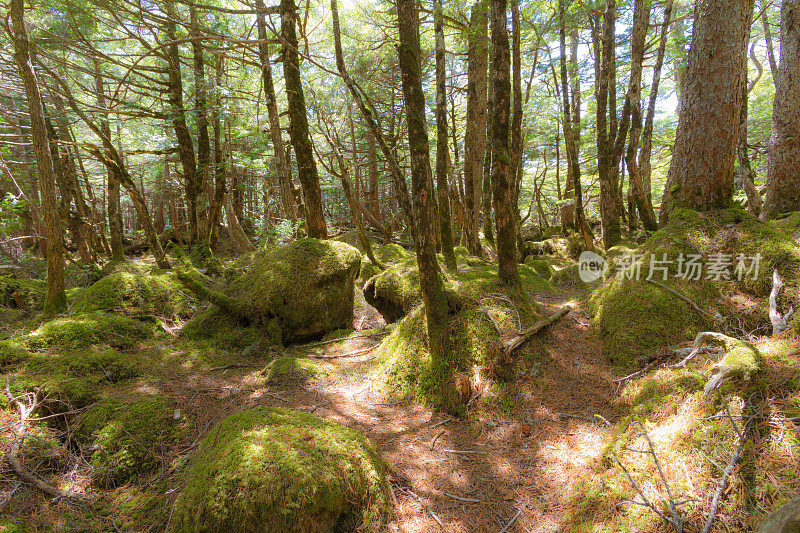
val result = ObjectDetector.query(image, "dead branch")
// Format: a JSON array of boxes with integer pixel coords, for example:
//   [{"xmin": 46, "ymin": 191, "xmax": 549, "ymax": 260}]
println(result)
[
  {"xmin": 769, "ymin": 268, "xmax": 794, "ymax": 336},
  {"xmin": 3, "ymin": 381, "xmax": 90, "ymax": 506},
  {"xmin": 645, "ymin": 279, "xmax": 720, "ymax": 322},
  {"xmin": 502, "ymin": 305, "xmax": 572, "ymax": 354}
]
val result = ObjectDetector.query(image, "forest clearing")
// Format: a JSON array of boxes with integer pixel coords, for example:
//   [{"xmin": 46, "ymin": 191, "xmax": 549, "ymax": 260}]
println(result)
[{"xmin": 0, "ymin": 0, "xmax": 799, "ymax": 530}]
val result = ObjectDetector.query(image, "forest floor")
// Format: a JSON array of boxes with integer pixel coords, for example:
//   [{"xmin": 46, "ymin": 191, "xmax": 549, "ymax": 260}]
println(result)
[{"xmin": 159, "ymin": 286, "xmax": 618, "ymax": 533}]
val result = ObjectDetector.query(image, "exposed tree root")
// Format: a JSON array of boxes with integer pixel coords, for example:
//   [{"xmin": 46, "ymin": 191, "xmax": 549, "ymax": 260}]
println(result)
[{"xmin": 769, "ymin": 268, "xmax": 794, "ymax": 336}]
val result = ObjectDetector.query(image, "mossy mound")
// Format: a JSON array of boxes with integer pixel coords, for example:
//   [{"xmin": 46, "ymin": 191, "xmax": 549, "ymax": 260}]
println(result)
[
  {"xmin": 0, "ymin": 276, "xmax": 45, "ymax": 311},
  {"xmin": 77, "ymin": 394, "xmax": 182, "ymax": 487},
  {"xmin": 373, "ymin": 261, "xmax": 547, "ymax": 412},
  {"xmin": 358, "ymin": 243, "xmax": 412, "ymax": 286},
  {"xmin": 565, "ymin": 341, "xmax": 800, "ymax": 532},
  {"xmin": 168, "ymin": 407, "xmax": 390, "ymax": 533},
  {"xmin": 199, "ymin": 239, "xmax": 362, "ymax": 343},
  {"xmin": 25, "ymin": 312, "xmax": 157, "ymax": 351},
  {"xmin": 73, "ymin": 270, "xmax": 196, "ymax": 320},
  {"xmin": 590, "ymin": 208, "xmax": 797, "ymax": 367},
  {"xmin": 362, "ymin": 256, "xmax": 420, "ymax": 323},
  {"xmin": 181, "ymin": 306, "xmax": 266, "ymax": 349},
  {"xmin": 524, "ymin": 257, "xmax": 555, "ymax": 279}
]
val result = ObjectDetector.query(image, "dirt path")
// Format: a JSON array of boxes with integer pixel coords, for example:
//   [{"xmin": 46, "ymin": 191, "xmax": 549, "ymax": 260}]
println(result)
[{"xmin": 170, "ymin": 288, "xmax": 618, "ymax": 532}]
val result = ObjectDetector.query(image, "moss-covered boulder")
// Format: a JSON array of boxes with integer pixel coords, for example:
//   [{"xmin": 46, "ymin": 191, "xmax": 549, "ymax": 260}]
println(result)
[
  {"xmin": 182, "ymin": 239, "xmax": 362, "ymax": 343},
  {"xmin": 77, "ymin": 394, "xmax": 182, "ymax": 487},
  {"xmin": 73, "ymin": 270, "xmax": 196, "ymax": 320},
  {"xmin": 259, "ymin": 356, "xmax": 323, "ymax": 386},
  {"xmin": 363, "ymin": 257, "xmax": 420, "ymax": 323},
  {"xmin": 0, "ymin": 276, "xmax": 45, "ymax": 311},
  {"xmin": 590, "ymin": 208, "xmax": 800, "ymax": 366},
  {"xmin": 358, "ymin": 243, "xmax": 412, "ymax": 286},
  {"xmin": 169, "ymin": 407, "xmax": 390, "ymax": 533}
]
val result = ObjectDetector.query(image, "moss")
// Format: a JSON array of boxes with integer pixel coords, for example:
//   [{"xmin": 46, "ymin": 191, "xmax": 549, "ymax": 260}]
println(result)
[
  {"xmin": 0, "ymin": 521, "xmax": 26, "ymax": 533},
  {"xmin": 25, "ymin": 312, "xmax": 156, "ymax": 351},
  {"xmin": 182, "ymin": 306, "xmax": 267, "ymax": 350},
  {"xmin": 169, "ymin": 407, "xmax": 390, "ymax": 533},
  {"xmin": 0, "ymin": 276, "xmax": 46, "ymax": 310},
  {"xmin": 523, "ymin": 257, "xmax": 555, "ymax": 279},
  {"xmin": 73, "ymin": 270, "xmax": 196, "ymax": 320},
  {"xmin": 589, "ymin": 208, "xmax": 791, "ymax": 367},
  {"xmin": 220, "ymin": 239, "xmax": 362, "ymax": 342},
  {"xmin": 259, "ymin": 356, "xmax": 323, "ymax": 386},
  {"xmin": 77, "ymin": 394, "xmax": 181, "ymax": 487},
  {"xmin": 363, "ymin": 256, "xmax": 421, "ymax": 322}
]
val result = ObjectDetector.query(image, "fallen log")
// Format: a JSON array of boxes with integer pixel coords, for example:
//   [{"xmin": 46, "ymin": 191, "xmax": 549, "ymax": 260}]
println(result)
[{"xmin": 502, "ymin": 305, "xmax": 572, "ymax": 354}]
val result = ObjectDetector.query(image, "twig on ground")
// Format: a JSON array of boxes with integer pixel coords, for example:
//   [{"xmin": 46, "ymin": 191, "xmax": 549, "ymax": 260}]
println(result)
[
  {"xmin": 399, "ymin": 487, "xmax": 444, "ymax": 528},
  {"xmin": 441, "ymin": 490, "xmax": 480, "ymax": 503},
  {"xmin": 296, "ymin": 329, "xmax": 390, "ymax": 349},
  {"xmin": 645, "ymin": 279, "xmax": 717, "ymax": 321},
  {"xmin": 430, "ymin": 428, "xmax": 446, "ymax": 450},
  {"xmin": 304, "ymin": 346, "xmax": 375, "ymax": 359},
  {"xmin": 498, "ymin": 509, "xmax": 521, "ymax": 533}
]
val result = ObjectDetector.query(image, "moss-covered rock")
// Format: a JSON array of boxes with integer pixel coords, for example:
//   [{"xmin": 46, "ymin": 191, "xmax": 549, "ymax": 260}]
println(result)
[
  {"xmin": 259, "ymin": 356, "xmax": 323, "ymax": 386},
  {"xmin": 169, "ymin": 407, "xmax": 390, "ymax": 533},
  {"xmin": 0, "ymin": 276, "xmax": 45, "ymax": 311},
  {"xmin": 25, "ymin": 312, "xmax": 156, "ymax": 351},
  {"xmin": 590, "ymin": 208, "xmax": 796, "ymax": 367},
  {"xmin": 195, "ymin": 239, "xmax": 362, "ymax": 343},
  {"xmin": 77, "ymin": 394, "xmax": 181, "ymax": 487},
  {"xmin": 357, "ymin": 243, "xmax": 412, "ymax": 287},
  {"xmin": 363, "ymin": 256, "xmax": 420, "ymax": 323},
  {"xmin": 181, "ymin": 306, "xmax": 267, "ymax": 349},
  {"xmin": 73, "ymin": 270, "xmax": 196, "ymax": 320}
]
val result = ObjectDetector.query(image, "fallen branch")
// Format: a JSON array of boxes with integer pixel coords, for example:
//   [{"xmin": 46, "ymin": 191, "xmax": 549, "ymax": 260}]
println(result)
[
  {"xmin": 441, "ymin": 490, "xmax": 480, "ymax": 503},
  {"xmin": 304, "ymin": 346, "xmax": 375, "ymax": 359},
  {"xmin": 3, "ymin": 381, "xmax": 90, "ymax": 506},
  {"xmin": 498, "ymin": 509, "xmax": 521, "ymax": 533},
  {"xmin": 296, "ymin": 329, "xmax": 391, "ymax": 349},
  {"xmin": 399, "ymin": 487, "xmax": 444, "ymax": 528},
  {"xmin": 769, "ymin": 268, "xmax": 795, "ymax": 336},
  {"xmin": 502, "ymin": 305, "xmax": 572, "ymax": 354},
  {"xmin": 645, "ymin": 279, "xmax": 719, "ymax": 322}
]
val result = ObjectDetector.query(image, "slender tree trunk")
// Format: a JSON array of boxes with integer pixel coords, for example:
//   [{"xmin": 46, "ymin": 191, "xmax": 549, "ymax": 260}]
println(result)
[
  {"xmin": 165, "ymin": 1, "xmax": 199, "ymax": 243},
  {"xmin": 190, "ymin": 6, "xmax": 211, "ymax": 238},
  {"xmin": 330, "ymin": 0, "xmax": 415, "ymax": 235},
  {"xmin": 434, "ymin": 0, "xmax": 456, "ymax": 269},
  {"xmin": 763, "ymin": 5, "xmax": 779, "ymax": 81},
  {"xmin": 256, "ymin": 0, "xmax": 296, "ymax": 224},
  {"xmin": 660, "ymin": 0, "xmax": 754, "ymax": 220},
  {"xmin": 464, "ymin": 0, "xmax": 488, "ymax": 255},
  {"xmin": 737, "ymin": 44, "xmax": 763, "ymax": 217},
  {"xmin": 281, "ymin": 0, "xmax": 327, "ymax": 238},
  {"xmin": 624, "ymin": 0, "xmax": 658, "ymax": 231},
  {"xmin": 559, "ymin": 0, "xmax": 592, "ymax": 249},
  {"xmin": 94, "ymin": 67, "xmax": 124, "ymax": 261},
  {"xmin": 762, "ymin": 0, "xmax": 800, "ymax": 219},
  {"xmin": 10, "ymin": 0, "xmax": 66, "ymax": 315},
  {"xmin": 641, "ymin": 0, "xmax": 673, "ymax": 202},
  {"xmin": 490, "ymin": 0, "xmax": 518, "ymax": 283},
  {"xmin": 483, "ymin": 47, "xmax": 495, "ymax": 244},
  {"xmin": 510, "ymin": 2, "xmax": 523, "ymax": 256},
  {"xmin": 396, "ymin": 0, "xmax": 450, "ymax": 372}
]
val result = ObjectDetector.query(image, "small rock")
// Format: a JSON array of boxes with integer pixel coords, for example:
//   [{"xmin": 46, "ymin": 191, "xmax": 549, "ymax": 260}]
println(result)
[{"xmin": 173, "ymin": 409, "xmax": 181, "ymax": 420}]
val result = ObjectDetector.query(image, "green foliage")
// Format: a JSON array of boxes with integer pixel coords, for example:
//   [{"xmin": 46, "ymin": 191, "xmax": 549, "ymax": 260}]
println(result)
[{"xmin": 169, "ymin": 407, "xmax": 390, "ymax": 533}]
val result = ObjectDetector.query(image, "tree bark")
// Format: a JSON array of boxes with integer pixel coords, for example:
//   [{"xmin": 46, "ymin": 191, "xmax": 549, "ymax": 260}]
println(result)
[
  {"xmin": 464, "ymin": 0, "xmax": 488, "ymax": 255},
  {"xmin": 659, "ymin": 0, "xmax": 753, "ymax": 221},
  {"xmin": 396, "ymin": 0, "xmax": 450, "ymax": 366},
  {"xmin": 164, "ymin": 1, "xmax": 200, "ymax": 243},
  {"xmin": 434, "ymin": 0, "xmax": 456, "ymax": 269},
  {"xmin": 490, "ymin": 0, "xmax": 518, "ymax": 283},
  {"xmin": 10, "ymin": 0, "xmax": 66, "ymax": 316},
  {"xmin": 281, "ymin": 0, "xmax": 327, "ymax": 238},
  {"xmin": 510, "ymin": 2, "xmax": 524, "ymax": 256},
  {"xmin": 762, "ymin": 0, "xmax": 800, "ymax": 219},
  {"xmin": 623, "ymin": 0, "xmax": 658, "ymax": 231},
  {"xmin": 737, "ymin": 46, "xmax": 763, "ymax": 217},
  {"xmin": 190, "ymin": 6, "xmax": 212, "ymax": 237},
  {"xmin": 256, "ymin": 0, "xmax": 296, "ymax": 224}
]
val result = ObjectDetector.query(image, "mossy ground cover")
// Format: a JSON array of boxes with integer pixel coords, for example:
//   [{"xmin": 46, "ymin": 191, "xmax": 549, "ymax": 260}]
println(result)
[
  {"xmin": 372, "ymin": 250, "xmax": 551, "ymax": 412},
  {"xmin": 564, "ymin": 338, "xmax": 800, "ymax": 532},
  {"xmin": 168, "ymin": 407, "xmax": 391, "ymax": 533},
  {"xmin": 590, "ymin": 208, "xmax": 799, "ymax": 367}
]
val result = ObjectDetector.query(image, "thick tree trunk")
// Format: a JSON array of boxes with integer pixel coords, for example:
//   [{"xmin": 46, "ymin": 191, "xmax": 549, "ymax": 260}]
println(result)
[
  {"xmin": 623, "ymin": 0, "xmax": 658, "ymax": 231},
  {"xmin": 659, "ymin": 0, "xmax": 753, "ymax": 221},
  {"xmin": 434, "ymin": 0, "xmax": 456, "ymax": 269},
  {"xmin": 464, "ymin": 0, "xmax": 488, "ymax": 255},
  {"xmin": 490, "ymin": 0, "xmax": 518, "ymax": 283},
  {"xmin": 396, "ymin": 0, "xmax": 450, "ymax": 366},
  {"xmin": 10, "ymin": 0, "xmax": 66, "ymax": 315},
  {"xmin": 281, "ymin": 0, "xmax": 327, "ymax": 238},
  {"xmin": 256, "ymin": 0, "xmax": 296, "ymax": 224},
  {"xmin": 207, "ymin": 54, "xmax": 227, "ymax": 245},
  {"xmin": 762, "ymin": 0, "xmax": 800, "ymax": 219}
]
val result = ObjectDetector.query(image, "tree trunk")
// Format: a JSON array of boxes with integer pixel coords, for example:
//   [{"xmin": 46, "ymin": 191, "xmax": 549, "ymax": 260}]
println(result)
[
  {"xmin": 10, "ymin": 0, "xmax": 66, "ymax": 315},
  {"xmin": 737, "ymin": 46, "xmax": 763, "ymax": 217},
  {"xmin": 659, "ymin": 0, "xmax": 753, "ymax": 221},
  {"xmin": 559, "ymin": 0, "xmax": 593, "ymax": 250},
  {"xmin": 464, "ymin": 0, "xmax": 488, "ymax": 255},
  {"xmin": 225, "ymin": 193, "xmax": 254, "ymax": 252},
  {"xmin": 762, "ymin": 0, "xmax": 800, "ymax": 219},
  {"xmin": 281, "ymin": 0, "xmax": 327, "ymax": 238},
  {"xmin": 490, "ymin": 0, "xmax": 518, "ymax": 283},
  {"xmin": 510, "ymin": 2, "xmax": 523, "ymax": 256},
  {"xmin": 256, "ymin": 0, "xmax": 296, "ymax": 224},
  {"xmin": 396, "ymin": 0, "xmax": 450, "ymax": 369},
  {"xmin": 641, "ymin": 0, "xmax": 673, "ymax": 202},
  {"xmin": 190, "ymin": 6, "xmax": 212, "ymax": 237},
  {"xmin": 623, "ymin": 0, "xmax": 659, "ymax": 231},
  {"xmin": 434, "ymin": 0, "xmax": 456, "ymax": 269}
]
